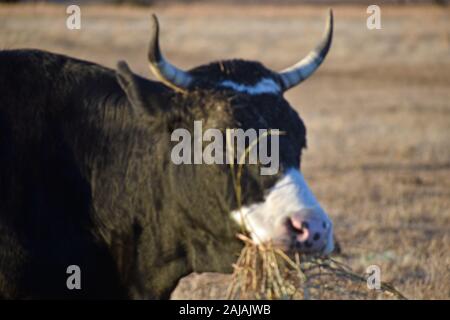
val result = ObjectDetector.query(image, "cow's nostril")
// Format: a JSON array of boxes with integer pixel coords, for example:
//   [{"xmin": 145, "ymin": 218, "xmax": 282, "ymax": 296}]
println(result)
[
  {"xmin": 288, "ymin": 217, "xmax": 306, "ymax": 234},
  {"xmin": 313, "ymin": 233, "xmax": 321, "ymax": 241}
]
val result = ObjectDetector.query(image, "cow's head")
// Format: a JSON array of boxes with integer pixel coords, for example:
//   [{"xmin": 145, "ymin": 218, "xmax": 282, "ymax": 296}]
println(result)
[{"xmin": 116, "ymin": 12, "xmax": 335, "ymax": 262}]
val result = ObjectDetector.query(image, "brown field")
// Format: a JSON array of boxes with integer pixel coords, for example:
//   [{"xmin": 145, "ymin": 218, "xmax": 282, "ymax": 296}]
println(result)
[{"xmin": 1, "ymin": 3, "xmax": 449, "ymax": 299}]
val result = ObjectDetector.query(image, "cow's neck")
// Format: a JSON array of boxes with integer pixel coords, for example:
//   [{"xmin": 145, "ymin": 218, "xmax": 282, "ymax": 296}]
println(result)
[{"xmin": 85, "ymin": 97, "xmax": 242, "ymax": 298}]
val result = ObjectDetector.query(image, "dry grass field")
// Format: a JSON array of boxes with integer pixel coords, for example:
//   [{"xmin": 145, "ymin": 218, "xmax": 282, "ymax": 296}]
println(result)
[{"xmin": 0, "ymin": 3, "xmax": 449, "ymax": 299}]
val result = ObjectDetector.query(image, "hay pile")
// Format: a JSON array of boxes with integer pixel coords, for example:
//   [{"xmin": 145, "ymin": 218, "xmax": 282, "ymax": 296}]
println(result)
[{"xmin": 226, "ymin": 234, "xmax": 406, "ymax": 300}]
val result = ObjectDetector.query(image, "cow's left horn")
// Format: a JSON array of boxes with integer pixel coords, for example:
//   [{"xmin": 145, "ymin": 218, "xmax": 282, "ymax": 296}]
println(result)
[
  {"xmin": 278, "ymin": 9, "xmax": 333, "ymax": 91},
  {"xmin": 148, "ymin": 14, "xmax": 193, "ymax": 92}
]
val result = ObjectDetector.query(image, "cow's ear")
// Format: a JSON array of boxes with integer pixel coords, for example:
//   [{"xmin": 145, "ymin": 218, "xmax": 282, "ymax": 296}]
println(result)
[{"xmin": 116, "ymin": 60, "xmax": 168, "ymax": 117}]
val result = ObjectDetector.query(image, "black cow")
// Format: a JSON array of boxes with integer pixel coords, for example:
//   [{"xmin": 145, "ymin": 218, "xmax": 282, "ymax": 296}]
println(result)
[{"xmin": 0, "ymin": 12, "xmax": 334, "ymax": 299}]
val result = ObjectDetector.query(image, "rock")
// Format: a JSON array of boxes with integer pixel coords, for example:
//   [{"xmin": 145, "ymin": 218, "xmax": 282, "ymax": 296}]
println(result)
[{"xmin": 170, "ymin": 272, "xmax": 232, "ymax": 300}]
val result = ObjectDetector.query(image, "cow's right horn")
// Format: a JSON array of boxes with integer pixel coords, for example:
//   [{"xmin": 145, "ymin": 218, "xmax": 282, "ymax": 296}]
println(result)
[
  {"xmin": 148, "ymin": 14, "xmax": 193, "ymax": 92},
  {"xmin": 277, "ymin": 9, "xmax": 333, "ymax": 91}
]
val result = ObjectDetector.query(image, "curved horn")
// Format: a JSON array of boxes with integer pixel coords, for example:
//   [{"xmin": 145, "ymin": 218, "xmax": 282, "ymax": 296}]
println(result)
[
  {"xmin": 148, "ymin": 14, "xmax": 193, "ymax": 92},
  {"xmin": 278, "ymin": 9, "xmax": 333, "ymax": 91}
]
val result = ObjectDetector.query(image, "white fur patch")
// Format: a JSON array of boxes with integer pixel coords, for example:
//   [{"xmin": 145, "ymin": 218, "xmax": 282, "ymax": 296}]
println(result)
[
  {"xmin": 231, "ymin": 168, "xmax": 334, "ymax": 254},
  {"xmin": 220, "ymin": 78, "xmax": 281, "ymax": 95}
]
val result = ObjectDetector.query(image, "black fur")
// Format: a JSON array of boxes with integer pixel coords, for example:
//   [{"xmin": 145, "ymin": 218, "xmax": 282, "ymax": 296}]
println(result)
[{"xmin": 0, "ymin": 49, "xmax": 306, "ymax": 299}]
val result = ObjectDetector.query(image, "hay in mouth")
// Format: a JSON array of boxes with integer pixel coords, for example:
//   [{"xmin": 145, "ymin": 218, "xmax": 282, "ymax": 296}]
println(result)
[{"xmin": 226, "ymin": 234, "xmax": 406, "ymax": 300}]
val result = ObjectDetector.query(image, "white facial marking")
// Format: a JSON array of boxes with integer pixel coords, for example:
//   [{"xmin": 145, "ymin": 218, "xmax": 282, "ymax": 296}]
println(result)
[
  {"xmin": 231, "ymin": 168, "xmax": 334, "ymax": 255},
  {"xmin": 220, "ymin": 78, "xmax": 281, "ymax": 95}
]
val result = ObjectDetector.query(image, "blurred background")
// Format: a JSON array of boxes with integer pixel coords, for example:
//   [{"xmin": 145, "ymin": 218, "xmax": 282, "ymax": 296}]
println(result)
[{"xmin": 0, "ymin": 0, "xmax": 449, "ymax": 299}]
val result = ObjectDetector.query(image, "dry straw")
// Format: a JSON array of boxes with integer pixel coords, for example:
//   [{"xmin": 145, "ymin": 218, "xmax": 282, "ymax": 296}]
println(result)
[
  {"xmin": 226, "ymin": 234, "xmax": 406, "ymax": 300},
  {"xmin": 226, "ymin": 132, "xmax": 406, "ymax": 300}
]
